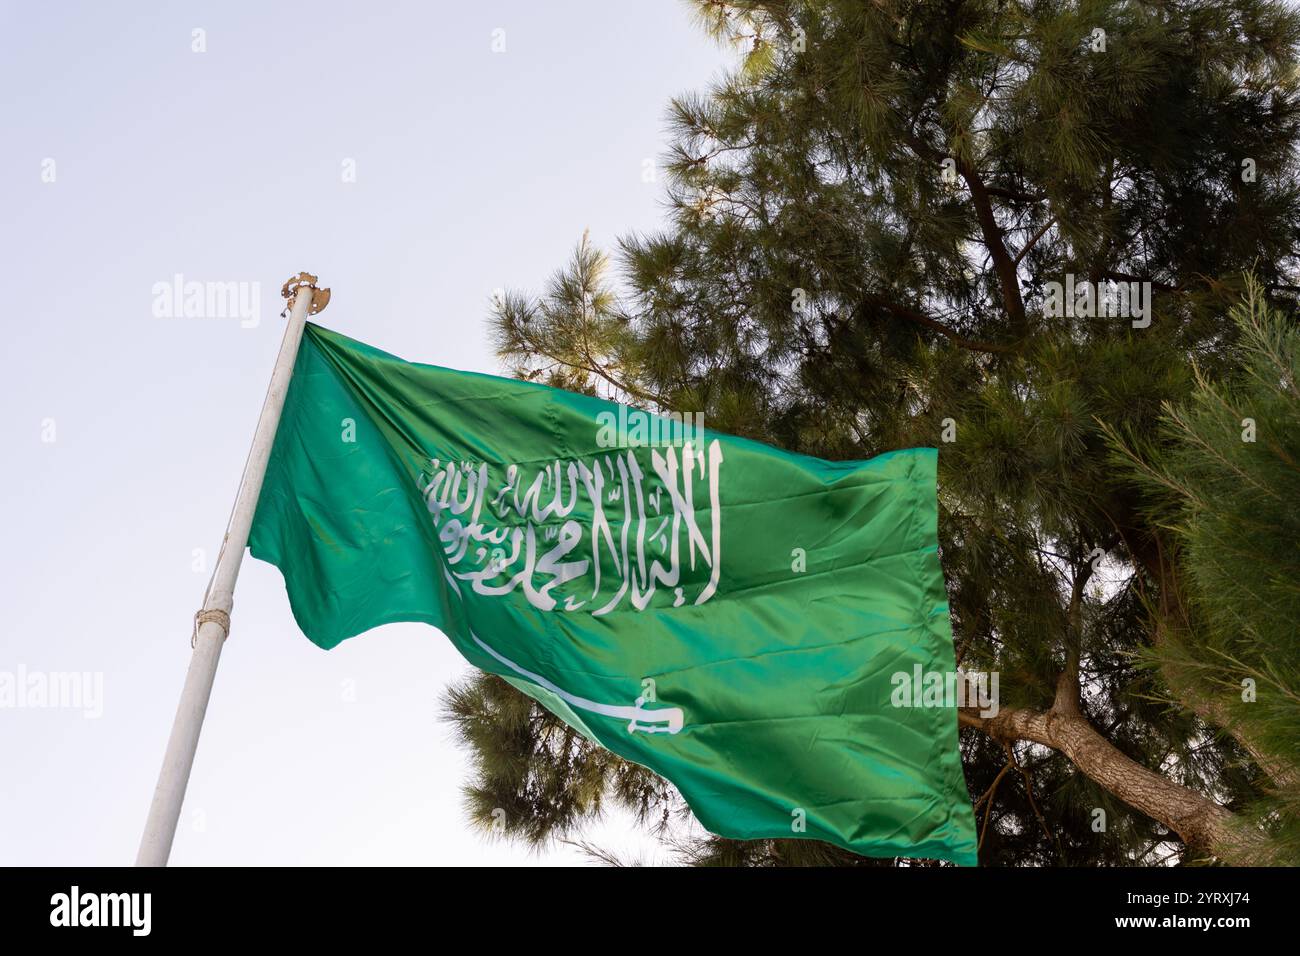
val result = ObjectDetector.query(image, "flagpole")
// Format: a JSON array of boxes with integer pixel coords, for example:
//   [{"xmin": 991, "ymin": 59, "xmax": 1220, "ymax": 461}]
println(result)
[{"xmin": 135, "ymin": 272, "xmax": 330, "ymax": 867}]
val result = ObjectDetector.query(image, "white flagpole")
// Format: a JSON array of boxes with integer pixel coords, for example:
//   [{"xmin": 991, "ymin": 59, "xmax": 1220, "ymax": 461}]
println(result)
[{"xmin": 136, "ymin": 272, "xmax": 330, "ymax": 867}]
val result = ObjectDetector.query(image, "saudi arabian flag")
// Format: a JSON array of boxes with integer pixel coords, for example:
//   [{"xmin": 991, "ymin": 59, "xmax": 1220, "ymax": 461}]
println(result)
[{"xmin": 249, "ymin": 323, "xmax": 978, "ymax": 865}]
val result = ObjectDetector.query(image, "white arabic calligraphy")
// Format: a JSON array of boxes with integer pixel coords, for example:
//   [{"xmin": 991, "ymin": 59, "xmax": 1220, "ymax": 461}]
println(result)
[{"xmin": 417, "ymin": 440, "xmax": 724, "ymax": 615}]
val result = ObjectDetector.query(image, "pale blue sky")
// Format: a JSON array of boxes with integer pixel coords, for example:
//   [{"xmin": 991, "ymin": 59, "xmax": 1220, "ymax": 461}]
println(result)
[{"xmin": 0, "ymin": 0, "xmax": 731, "ymax": 865}]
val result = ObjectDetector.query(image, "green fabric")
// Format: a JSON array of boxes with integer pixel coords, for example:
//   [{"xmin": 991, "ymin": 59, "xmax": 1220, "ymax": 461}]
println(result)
[{"xmin": 249, "ymin": 322, "xmax": 978, "ymax": 865}]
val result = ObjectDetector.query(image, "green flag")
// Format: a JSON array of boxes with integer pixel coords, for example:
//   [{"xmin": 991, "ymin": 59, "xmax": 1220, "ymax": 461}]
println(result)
[{"xmin": 249, "ymin": 322, "xmax": 978, "ymax": 865}]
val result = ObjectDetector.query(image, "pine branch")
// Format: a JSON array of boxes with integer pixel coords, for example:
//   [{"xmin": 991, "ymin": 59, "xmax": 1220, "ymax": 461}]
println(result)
[
  {"xmin": 956, "ymin": 157, "xmax": 1028, "ymax": 334},
  {"xmin": 864, "ymin": 293, "xmax": 1014, "ymax": 354}
]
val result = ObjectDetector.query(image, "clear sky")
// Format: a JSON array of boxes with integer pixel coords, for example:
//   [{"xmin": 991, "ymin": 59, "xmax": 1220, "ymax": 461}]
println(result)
[{"xmin": 0, "ymin": 0, "xmax": 731, "ymax": 865}]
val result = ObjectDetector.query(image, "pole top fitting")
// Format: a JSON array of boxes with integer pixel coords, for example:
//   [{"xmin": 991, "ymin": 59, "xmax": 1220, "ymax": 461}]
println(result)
[{"xmin": 280, "ymin": 272, "xmax": 330, "ymax": 317}]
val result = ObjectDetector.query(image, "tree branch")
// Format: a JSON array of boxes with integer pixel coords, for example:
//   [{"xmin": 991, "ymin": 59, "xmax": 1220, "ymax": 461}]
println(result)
[
  {"xmin": 956, "ymin": 158, "xmax": 1028, "ymax": 334},
  {"xmin": 959, "ymin": 704, "xmax": 1265, "ymax": 862},
  {"xmin": 865, "ymin": 294, "xmax": 1014, "ymax": 354},
  {"xmin": 1013, "ymin": 216, "xmax": 1057, "ymax": 267},
  {"xmin": 984, "ymin": 185, "xmax": 1046, "ymax": 203}
]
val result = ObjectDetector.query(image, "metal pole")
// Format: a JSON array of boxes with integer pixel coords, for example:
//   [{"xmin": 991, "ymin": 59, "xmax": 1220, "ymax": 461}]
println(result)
[{"xmin": 136, "ymin": 272, "xmax": 329, "ymax": 866}]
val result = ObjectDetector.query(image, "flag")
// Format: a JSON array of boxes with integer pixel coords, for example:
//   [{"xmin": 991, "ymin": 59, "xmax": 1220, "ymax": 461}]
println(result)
[{"xmin": 249, "ymin": 322, "xmax": 978, "ymax": 865}]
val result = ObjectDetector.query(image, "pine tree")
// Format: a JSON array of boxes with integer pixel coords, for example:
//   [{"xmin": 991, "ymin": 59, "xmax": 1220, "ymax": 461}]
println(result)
[
  {"xmin": 443, "ymin": 0, "xmax": 1300, "ymax": 865},
  {"xmin": 1106, "ymin": 279, "xmax": 1300, "ymax": 864}
]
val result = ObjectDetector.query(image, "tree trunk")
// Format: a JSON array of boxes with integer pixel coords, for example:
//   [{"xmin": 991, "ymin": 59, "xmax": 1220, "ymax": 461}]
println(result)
[{"xmin": 959, "ymin": 704, "xmax": 1266, "ymax": 863}]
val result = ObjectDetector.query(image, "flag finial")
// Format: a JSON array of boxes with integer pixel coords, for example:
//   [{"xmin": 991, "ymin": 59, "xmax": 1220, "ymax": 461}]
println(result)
[{"xmin": 280, "ymin": 272, "xmax": 330, "ymax": 316}]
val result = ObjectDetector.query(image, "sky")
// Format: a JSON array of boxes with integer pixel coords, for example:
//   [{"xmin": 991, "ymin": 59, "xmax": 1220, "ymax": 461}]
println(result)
[{"xmin": 0, "ymin": 0, "xmax": 732, "ymax": 866}]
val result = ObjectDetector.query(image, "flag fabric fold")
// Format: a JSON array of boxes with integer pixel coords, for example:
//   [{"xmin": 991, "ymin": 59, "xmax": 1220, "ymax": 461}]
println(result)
[{"xmin": 248, "ymin": 322, "xmax": 978, "ymax": 865}]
